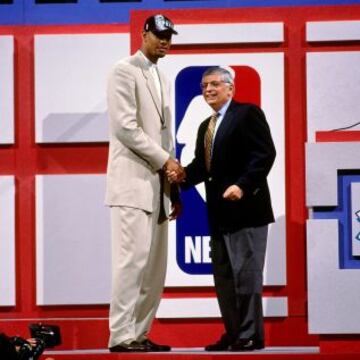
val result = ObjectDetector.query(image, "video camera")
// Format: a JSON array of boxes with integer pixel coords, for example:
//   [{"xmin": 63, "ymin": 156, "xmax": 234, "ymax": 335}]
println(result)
[{"xmin": 28, "ymin": 323, "xmax": 61, "ymax": 349}]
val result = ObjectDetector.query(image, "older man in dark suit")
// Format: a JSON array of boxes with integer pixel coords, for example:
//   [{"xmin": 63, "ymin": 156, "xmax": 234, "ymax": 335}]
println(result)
[{"xmin": 168, "ymin": 66, "xmax": 276, "ymax": 351}]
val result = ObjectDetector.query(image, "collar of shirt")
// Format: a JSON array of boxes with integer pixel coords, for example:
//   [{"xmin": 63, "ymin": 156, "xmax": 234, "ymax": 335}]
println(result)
[{"xmin": 139, "ymin": 50, "xmax": 156, "ymax": 69}]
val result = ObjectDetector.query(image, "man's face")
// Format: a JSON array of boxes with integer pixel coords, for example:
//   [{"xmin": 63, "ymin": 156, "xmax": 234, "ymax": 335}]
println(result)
[
  {"xmin": 201, "ymin": 73, "xmax": 234, "ymax": 111},
  {"xmin": 142, "ymin": 31, "xmax": 172, "ymax": 62}
]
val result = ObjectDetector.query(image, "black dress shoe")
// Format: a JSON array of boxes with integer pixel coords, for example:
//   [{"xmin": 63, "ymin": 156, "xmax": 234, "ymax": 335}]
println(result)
[
  {"xmin": 205, "ymin": 334, "xmax": 233, "ymax": 351},
  {"xmin": 141, "ymin": 339, "xmax": 171, "ymax": 352},
  {"xmin": 109, "ymin": 341, "xmax": 148, "ymax": 352},
  {"xmin": 229, "ymin": 338, "xmax": 264, "ymax": 351},
  {"xmin": 255, "ymin": 339, "xmax": 265, "ymax": 349}
]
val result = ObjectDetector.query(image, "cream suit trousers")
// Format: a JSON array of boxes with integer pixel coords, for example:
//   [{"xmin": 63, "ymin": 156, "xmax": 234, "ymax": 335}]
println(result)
[{"xmin": 108, "ymin": 203, "xmax": 168, "ymax": 347}]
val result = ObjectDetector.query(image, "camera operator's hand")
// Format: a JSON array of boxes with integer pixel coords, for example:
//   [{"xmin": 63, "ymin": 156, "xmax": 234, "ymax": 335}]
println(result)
[
  {"xmin": 26, "ymin": 338, "xmax": 54, "ymax": 360},
  {"xmin": 11, "ymin": 336, "xmax": 33, "ymax": 359},
  {"xmin": 25, "ymin": 338, "xmax": 37, "ymax": 348},
  {"xmin": 12, "ymin": 337, "xmax": 46, "ymax": 360}
]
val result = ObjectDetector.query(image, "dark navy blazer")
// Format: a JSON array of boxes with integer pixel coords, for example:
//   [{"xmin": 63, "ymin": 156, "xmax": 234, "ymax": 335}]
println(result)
[{"xmin": 183, "ymin": 100, "xmax": 276, "ymax": 233}]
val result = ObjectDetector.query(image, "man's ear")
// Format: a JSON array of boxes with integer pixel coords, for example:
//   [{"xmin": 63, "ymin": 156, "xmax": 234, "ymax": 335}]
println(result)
[{"xmin": 230, "ymin": 83, "xmax": 235, "ymax": 95}]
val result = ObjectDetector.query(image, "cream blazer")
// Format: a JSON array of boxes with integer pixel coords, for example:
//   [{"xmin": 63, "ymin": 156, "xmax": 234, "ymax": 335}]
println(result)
[{"xmin": 105, "ymin": 50, "xmax": 174, "ymax": 214}]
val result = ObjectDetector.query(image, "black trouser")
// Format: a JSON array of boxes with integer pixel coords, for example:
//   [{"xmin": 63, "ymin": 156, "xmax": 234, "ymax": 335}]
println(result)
[{"xmin": 211, "ymin": 226, "xmax": 268, "ymax": 342}]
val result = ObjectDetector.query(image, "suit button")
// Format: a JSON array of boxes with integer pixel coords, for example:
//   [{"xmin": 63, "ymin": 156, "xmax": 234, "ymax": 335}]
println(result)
[{"xmin": 208, "ymin": 177, "xmax": 212, "ymax": 182}]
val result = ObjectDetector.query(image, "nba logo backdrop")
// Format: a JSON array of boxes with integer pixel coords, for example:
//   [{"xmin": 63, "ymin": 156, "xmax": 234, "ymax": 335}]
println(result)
[
  {"xmin": 160, "ymin": 53, "xmax": 286, "ymax": 289},
  {"xmin": 174, "ymin": 65, "xmax": 261, "ymax": 275}
]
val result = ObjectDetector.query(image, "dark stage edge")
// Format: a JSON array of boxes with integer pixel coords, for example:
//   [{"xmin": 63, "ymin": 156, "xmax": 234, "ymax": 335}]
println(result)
[{"xmin": 42, "ymin": 347, "xmax": 360, "ymax": 359}]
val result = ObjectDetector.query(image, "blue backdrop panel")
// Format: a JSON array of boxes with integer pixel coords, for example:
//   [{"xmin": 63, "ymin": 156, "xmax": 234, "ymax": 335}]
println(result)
[
  {"xmin": 1, "ymin": 0, "xmax": 360, "ymax": 25},
  {"xmin": 0, "ymin": 0, "xmax": 24, "ymax": 25},
  {"xmin": 313, "ymin": 173, "xmax": 360, "ymax": 270}
]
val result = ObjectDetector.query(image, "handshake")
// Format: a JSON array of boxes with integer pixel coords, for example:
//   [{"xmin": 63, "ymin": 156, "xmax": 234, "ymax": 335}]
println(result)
[{"xmin": 163, "ymin": 157, "xmax": 186, "ymax": 184}]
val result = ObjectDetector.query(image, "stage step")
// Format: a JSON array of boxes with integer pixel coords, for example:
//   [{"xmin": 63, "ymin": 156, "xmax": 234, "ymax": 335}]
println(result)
[{"xmin": 42, "ymin": 347, "xmax": 360, "ymax": 359}]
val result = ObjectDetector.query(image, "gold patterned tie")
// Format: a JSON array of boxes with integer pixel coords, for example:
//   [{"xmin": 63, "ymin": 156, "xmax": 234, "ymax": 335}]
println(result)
[{"xmin": 204, "ymin": 112, "xmax": 219, "ymax": 172}]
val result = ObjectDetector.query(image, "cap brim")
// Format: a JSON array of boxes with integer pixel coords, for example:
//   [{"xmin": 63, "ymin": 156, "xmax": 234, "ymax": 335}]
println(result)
[{"xmin": 153, "ymin": 29, "xmax": 178, "ymax": 36}]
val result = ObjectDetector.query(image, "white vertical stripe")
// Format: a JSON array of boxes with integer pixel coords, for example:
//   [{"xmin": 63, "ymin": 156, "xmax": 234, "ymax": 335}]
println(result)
[
  {"xmin": 36, "ymin": 176, "xmax": 45, "ymax": 305},
  {"xmin": 0, "ymin": 176, "xmax": 15, "ymax": 306},
  {"xmin": 0, "ymin": 36, "xmax": 14, "ymax": 144}
]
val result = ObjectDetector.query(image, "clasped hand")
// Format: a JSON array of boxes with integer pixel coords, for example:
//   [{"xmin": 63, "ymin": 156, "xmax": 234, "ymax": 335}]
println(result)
[
  {"xmin": 164, "ymin": 158, "xmax": 185, "ymax": 183},
  {"xmin": 163, "ymin": 159, "xmax": 243, "ymax": 201}
]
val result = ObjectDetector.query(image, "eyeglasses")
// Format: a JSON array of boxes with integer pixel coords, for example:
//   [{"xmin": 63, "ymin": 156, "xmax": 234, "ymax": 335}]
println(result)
[{"xmin": 200, "ymin": 80, "xmax": 230, "ymax": 90}]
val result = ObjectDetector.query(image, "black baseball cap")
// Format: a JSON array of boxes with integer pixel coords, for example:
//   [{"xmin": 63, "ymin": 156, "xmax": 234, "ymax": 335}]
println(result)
[{"xmin": 143, "ymin": 14, "xmax": 178, "ymax": 35}]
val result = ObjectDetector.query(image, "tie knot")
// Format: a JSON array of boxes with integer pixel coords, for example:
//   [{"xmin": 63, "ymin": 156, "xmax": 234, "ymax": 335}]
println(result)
[{"xmin": 211, "ymin": 112, "xmax": 219, "ymax": 121}]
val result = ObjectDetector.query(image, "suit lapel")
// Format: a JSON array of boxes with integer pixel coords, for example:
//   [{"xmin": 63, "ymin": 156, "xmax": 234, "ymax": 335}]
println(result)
[
  {"xmin": 136, "ymin": 51, "xmax": 164, "ymax": 123},
  {"xmin": 143, "ymin": 68, "xmax": 163, "ymax": 117},
  {"xmin": 212, "ymin": 102, "xmax": 235, "ymax": 158},
  {"xmin": 158, "ymin": 70, "xmax": 167, "ymax": 128}
]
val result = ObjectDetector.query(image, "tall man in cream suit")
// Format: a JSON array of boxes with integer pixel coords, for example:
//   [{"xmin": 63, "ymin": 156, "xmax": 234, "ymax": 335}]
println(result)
[{"xmin": 105, "ymin": 15, "xmax": 183, "ymax": 353}]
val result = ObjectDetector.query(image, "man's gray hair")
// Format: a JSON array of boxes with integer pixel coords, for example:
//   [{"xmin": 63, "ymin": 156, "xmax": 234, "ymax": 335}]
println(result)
[{"xmin": 202, "ymin": 66, "xmax": 234, "ymax": 85}]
